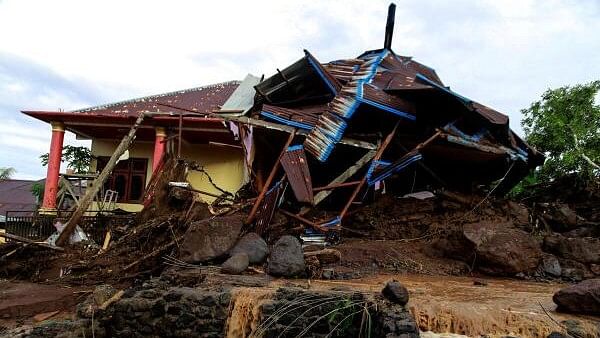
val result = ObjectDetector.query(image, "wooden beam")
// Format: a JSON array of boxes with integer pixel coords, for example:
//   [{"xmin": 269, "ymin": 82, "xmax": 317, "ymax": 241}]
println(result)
[
  {"xmin": 245, "ymin": 131, "xmax": 296, "ymax": 224},
  {"xmin": 55, "ymin": 112, "xmax": 145, "ymax": 247},
  {"xmin": 313, "ymin": 180, "xmax": 361, "ymax": 192},
  {"xmin": 0, "ymin": 232, "xmax": 64, "ymax": 251}
]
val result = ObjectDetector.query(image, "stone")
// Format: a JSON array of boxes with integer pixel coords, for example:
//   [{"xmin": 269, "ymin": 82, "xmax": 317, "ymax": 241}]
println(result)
[
  {"xmin": 590, "ymin": 264, "xmax": 600, "ymax": 275},
  {"xmin": 92, "ymin": 284, "xmax": 118, "ymax": 306},
  {"xmin": 221, "ymin": 253, "xmax": 249, "ymax": 275},
  {"xmin": 553, "ymin": 278, "xmax": 600, "ymax": 315},
  {"xmin": 561, "ymin": 268, "xmax": 584, "ymax": 282},
  {"xmin": 541, "ymin": 254, "xmax": 562, "ymax": 277},
  {"xmin": 179, "ymin": 214, "xmax": 243, "ymax": 263},
  {"xmin": 463, "ymin": 221, "xmax": 543, "ymax": 275},
  {"xmin": 547, "ymin": 332, "xmax": 568, "ymax": 338},
  {"xmin": 229, "ymin": 232, "xmax": 268, "ymax": 264},
  {"xmin": 268, "ymin": 235, "xmax": 305, "ymax": 277},
  {"xmin": 321, "ymin": 269, "xmax": 334, "ymax": 280},
  {"xmin": 382, "ymin": 280, "xmax": 409, "ymax": 305},
  {"xmin": 543, "ymin": 235, "xmax": 600, "ymax": 264}
]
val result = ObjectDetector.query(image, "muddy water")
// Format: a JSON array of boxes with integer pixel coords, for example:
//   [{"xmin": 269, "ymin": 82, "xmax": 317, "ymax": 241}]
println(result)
[
  {"xmin": 225, "ymin": 288, "xmax": 273, "ymax": 338},
  {"xmin": 306, "ymin": 274, "xmax": 599, "ymax": 338}
]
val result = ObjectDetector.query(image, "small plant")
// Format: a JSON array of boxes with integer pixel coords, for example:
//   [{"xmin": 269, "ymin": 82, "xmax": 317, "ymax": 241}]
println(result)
[
  {"xmin": 40, "ymin": 145, "xmax": 92, "ymax": 173},
  {"xmin": 0, "ymin": 167, "xmax": 15, "ymax": 180}
]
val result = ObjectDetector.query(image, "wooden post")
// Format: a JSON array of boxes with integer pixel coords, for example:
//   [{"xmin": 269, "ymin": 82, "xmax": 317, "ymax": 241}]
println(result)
[
  {"xmin": 245, "ymin": 131, "xmax": 296, "ymax": 224},
  {"xmin": 55, "ymin": 112, "xmax": 145, "ymax": 247},
  {"xmin": 177, "ymin": 113, "xmax": 183, "ymax": 158}
]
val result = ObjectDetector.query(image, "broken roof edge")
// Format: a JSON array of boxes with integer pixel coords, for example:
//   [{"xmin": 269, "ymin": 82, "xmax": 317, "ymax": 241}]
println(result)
[
  {"xmin": 220, "ymin": 74, "xmax": 261, "ymax": 116},
  {"xmin": 71, "ymin": 80, "xmax": 242, "ymax": 113}
]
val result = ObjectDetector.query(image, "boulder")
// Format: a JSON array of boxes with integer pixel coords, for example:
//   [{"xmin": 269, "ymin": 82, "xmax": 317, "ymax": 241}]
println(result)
[
  {"xmin": 553, "ymin": 278, "xmax": 600, "ymax": 315},
  {"xmin": 221, "ymin": 253, "xmax": 249, "ymax": 275},
  {"xmin": 541, "ymin": 254, "xmax": 562, "ymax": 277},
  {"xmin": 229, "ymin": 232, "xmax": 268, "ymax": 264},
  {"xmin": 543, "ymin": 235, "xmax": 600, "ymax": 264},
  {"xmin": 179, "ymin": 215, "xmax": 243, "ymax": 263},
  {"xmin": 463, "ymin": 221, "xmax": 542, "ymax": 275},
  {"xmin": 268, "ymin": 236, "xmax": 305, "ymax": 277},
  {"xmin": 382, "ymin": 280, "xmax": 409, "ymax": 305}
]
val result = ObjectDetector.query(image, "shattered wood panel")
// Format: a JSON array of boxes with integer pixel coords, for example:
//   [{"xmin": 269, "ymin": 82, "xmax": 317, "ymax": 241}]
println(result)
[{"xmin": 280, "ymin": 145, "xmax": 313, "ymax": 203}]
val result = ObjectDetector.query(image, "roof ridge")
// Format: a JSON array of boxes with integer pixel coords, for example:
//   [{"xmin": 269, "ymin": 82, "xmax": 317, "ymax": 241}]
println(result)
[{"xmin": 71, "ymin": 80, "xmax": 241, "ymax": 113}]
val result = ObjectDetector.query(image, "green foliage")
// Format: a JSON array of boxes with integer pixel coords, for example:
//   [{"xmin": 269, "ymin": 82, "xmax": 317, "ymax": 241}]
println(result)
[
  {"xmin": 0, "ymin": 167, "xmax": 15, "ymax": 180},
  {"xmin": 521, "ymin": 80, "xmax": 600, "ymax": 181},
  {"xmin": 40, "ymin": 145, "xmax": 92, "ymax": 173},
  {"xmin": 31, "ymin": 182, "xmax": 44, "ymax": 205}
]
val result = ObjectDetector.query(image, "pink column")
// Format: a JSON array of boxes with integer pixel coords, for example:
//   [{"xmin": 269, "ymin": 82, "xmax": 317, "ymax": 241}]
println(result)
[
  {"xmin": 41, "ymin": 121, "xmax": 65, "ymax": 211},
  {"xmin": 152, "ymin": 127, "xmax": 166, "ymax": 173}
]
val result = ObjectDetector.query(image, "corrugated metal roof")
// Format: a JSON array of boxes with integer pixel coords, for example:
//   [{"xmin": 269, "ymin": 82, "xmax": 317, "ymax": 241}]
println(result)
[
  {"xmin": 0, "ymin": 179, "xmax": 41, "ymax": 216},
  {"xmin": 73, "ymin": 81, "xmax": 240, "ymax": 117},
  {"xmin": 280, "ymin": 145, "xmax": 313, "ymax": 203}
]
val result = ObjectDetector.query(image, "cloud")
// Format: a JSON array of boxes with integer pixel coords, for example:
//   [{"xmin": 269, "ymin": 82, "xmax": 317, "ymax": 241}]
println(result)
[{"xmin": 0, "ymin": 0, "xmax": 598, "ymax": 179}]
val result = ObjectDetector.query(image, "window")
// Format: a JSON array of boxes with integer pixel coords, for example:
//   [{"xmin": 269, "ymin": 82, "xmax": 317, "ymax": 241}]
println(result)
[{"xmin": 96, "ymin": 157, "xmax": 148, "ymax": 203}]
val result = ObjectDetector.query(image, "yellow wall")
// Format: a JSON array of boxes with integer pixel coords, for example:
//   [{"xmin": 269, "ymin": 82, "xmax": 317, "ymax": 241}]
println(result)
[
  {"xmin": 180, "ymin": 143, "xmax": 245, "ymax": 203},
  {"xmin": 89, "ymin": 138, "xmax": 245, "ymax": 209}
]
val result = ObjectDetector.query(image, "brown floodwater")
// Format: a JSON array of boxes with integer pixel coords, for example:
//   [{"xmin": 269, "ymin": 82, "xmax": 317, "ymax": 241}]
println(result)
[{"xmin": 307, "ymin": 274, "xmax": 599, "ymax": 338}]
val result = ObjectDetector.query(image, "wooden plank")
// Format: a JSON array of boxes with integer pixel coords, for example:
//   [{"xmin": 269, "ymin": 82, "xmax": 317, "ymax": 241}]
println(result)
[
  {"xmin": 312, "ymin": 150, "xmax": 376, "ymax": 206},
  {"xmin": 56, "ymin": 112, "xmax": 145, "ymax": 247},
  {"xmin": 245, "ymin": 131, "xmax": 296, "ymax": 224}
]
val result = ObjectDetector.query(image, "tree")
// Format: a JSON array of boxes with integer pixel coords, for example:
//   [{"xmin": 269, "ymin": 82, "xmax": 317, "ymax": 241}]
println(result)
[
  {"xmin": 0, "ymin": 167, "xmax": 16, "ymax": 180},
  {"xmin": 522, "ymin": 80, "xmax": 600, "ymax": 182},
  {"xmin": 40, "ymin": 145, "xmax": 93, "ymax": 174}
]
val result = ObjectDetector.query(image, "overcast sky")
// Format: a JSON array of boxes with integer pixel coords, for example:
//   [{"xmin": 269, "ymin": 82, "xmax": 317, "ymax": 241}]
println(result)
[{"xmin": 1, "ymin": 0, "xmax": 598, "ymax": 180}]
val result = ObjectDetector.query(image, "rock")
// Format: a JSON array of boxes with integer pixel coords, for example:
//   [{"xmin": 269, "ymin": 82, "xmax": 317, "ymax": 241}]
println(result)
[
  {"xmin": 553, "ymin": 278, "xmax": 600, "ymax": 315},
  {"xmin": 382, "ymin": 280, "xmax": 409, "ymax": 305},
  {"xmin": 541, "ymin": 255, "xmax": 562, "ymax": 277},
  {"xmin": 543, "ymin": 235, "xmax": 600, "ymax": 264},
  {"xmin": 229, "ymin": 232, "xmax": 268, "ymax": 264},
  {"xmin": 560, "ymin": 319, "xmax": 587, "ymax": 338},
  {"xmin": 463, "ymin": 221, "xmax": 542, "ymax": 275},
  {"xmin": 303, "ymin": 248, "xmax": 341, "ymax": 265},
  {"xmin": 546, "ymin": 332, "xmax": 568, "ymax": 338},
  {"xmin": 92, "ymin": 284, "xmax": 118, "ymax": 306},
  {"xmin": 221, "ymin": 253, "xmax": 249, "ymax": 275},
  {"xmin": 179, "ymin": 214, "xmax": 243, "ymax": 263},
  {"xmin": 507, "ymin": 201, "xmax": 530, "ymax": 227},
  {"xmin": 556, "ymin": 204, "xmax": 577, "ymax": 227},
  {"xmin": 321, "ymin": 268, "xmax": 334, "ymax": 280},
  {"xmin": 561, "ymin": 268, "xmax": 584, "ymax": 282},
  {"xmin": 473, "ymin": 279, "xmax": 488, "ymax": 286},
  {"xmin": 268, "ymin": 236, "xmax": 305, "ymax": 277}
]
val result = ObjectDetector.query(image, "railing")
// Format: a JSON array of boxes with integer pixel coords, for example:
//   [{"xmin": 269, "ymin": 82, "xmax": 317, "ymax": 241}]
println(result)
[{"xmin": 4, "ymin": 210, "xmax": 136, "ymax": 244}]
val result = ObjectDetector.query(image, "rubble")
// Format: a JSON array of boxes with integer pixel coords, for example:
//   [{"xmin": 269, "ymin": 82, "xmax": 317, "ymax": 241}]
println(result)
[{"xmin": 1, "ymin": 3, "xmax": 599, "ymax": 337}]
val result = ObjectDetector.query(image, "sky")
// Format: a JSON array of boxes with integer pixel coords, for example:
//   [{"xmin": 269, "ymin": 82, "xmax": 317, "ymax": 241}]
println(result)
[{"xmin": 0, "ymin": 0, "xmax": 598, "ymax": 180}]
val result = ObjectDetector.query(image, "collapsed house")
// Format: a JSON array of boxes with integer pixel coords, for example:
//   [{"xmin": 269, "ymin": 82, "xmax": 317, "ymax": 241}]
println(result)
[{"xmin": 17, "ymin": 4, "xmax": 543, "ymax": 244}]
